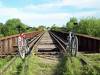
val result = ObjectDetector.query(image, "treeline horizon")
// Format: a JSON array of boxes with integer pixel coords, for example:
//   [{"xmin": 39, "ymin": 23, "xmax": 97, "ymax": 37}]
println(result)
[
  {"xmin": 0, "ymin": 17, "xmax": 100, "ymax": 37},
  {"xmin": 51, "ymin": 17, "xmax": 100, "ymax": 37},
  {"xmin": 0, "ymin": 18, "xmax": 45, "ymax": 37}
]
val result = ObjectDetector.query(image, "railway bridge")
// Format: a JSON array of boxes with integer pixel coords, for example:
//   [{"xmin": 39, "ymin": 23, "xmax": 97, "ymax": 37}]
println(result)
[
  {"xmin": 0, "ymin": 30, "xmax": 100, "ymax": 56},
  {"xmin": 0, "ymin": 30, "xmax": 100, "ymax": 75}
]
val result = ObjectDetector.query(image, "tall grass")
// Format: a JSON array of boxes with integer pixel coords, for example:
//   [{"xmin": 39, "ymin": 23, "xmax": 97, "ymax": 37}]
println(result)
[
  {"xmin": 55, "ymin": 56, "xmax": 81, "ymax": 75},
  {"xmin": 1, "ymin": 55, "xmax": 58, "ymax": 75},
  {"xmin": 55, "ymin": 55, "xmax": 99, "ymax": 75},
  {"xmin": 0, "ymin": 56, "xmax": 13, "ymax": 69},
  {"xmin": 27, "ymin": 55, "xmax": 58, "ymax": 75},
  {"xmin": 2, "ymin": 54, "xmax": 100, "ymax": 75},
  {"xmin": 83, "ymin": 54, "xmax": 100, "ymax": 75},
  {"xmin": 3, "ymin": 57, "xmax": 22, "ymax": 75}
]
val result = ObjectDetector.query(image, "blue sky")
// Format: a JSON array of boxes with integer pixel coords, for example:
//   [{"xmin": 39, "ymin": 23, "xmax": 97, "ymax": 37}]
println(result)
[{"xmin": 0, "ymin": 0, "xmax": 100, "ymax": 27}]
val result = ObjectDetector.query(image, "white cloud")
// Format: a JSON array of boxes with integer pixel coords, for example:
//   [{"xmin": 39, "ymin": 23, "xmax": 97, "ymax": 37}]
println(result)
[
  {"xmin": 0, "ymin": 6, "xmax": 98, "ymax": 27},
  {"xmin": 61, "ymin": 0, "xmax": 100, "ymax": 9},
  {"xmin": 21, "ymin": 13, "xmax": 72, "ymax": 27},
  {"xmin": 0, "ymin": 0, "xmax": 100, "ymax": 27},
  {"xmin": 25, "ymin": 0, "xmax": 100, "ymax": 10},
  {"xmin": 73, "ymin": 11, "xmax": 98, "ymax": 19}
]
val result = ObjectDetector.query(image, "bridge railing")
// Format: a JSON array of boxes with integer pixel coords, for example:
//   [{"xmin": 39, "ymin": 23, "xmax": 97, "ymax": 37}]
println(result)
[
  {"xmin": 51, "ymin": 31, "xmax": 100, "ymax": 53},
  {"xmin": 0, "ymin": 31, "xmax": 41, "ymax": 55},
  {"xmin": 76, "ymin": 33, "xmax": 100, "ymax": 53}
]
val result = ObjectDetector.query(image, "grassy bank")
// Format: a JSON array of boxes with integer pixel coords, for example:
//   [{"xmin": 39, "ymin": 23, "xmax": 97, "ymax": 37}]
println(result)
[
  {"xmin": 27, "ymin": 55, "xmax": 58, "ymax": 75},
  {"xmin": 3, "ymin": 55, "xmax": 59, "ymax": 75},
  {"xmin": 2, "ymin": 57, "xmax": 22, "ymax": 75},
  {"xmin": 2, "ymin": 53, "xmax": 100, "ymax": 75},
  {"xmin": 55, "ymin": 55, "xmax": 100, "ymax": 75},
  {"xmin": 0, "ymin": 56, "xmax": 13, "ymax": 69},
  {"xmin": 83, "ymin": 54, "xmax": 100, "ymax": 74}
]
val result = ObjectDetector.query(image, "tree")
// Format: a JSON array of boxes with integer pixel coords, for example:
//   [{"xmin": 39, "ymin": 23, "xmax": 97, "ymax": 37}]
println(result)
[
  {"xmin": 37, "ymin": 25, "xmax": 46, "ymax": 31},
  {"xmin": 66, "ymin": 17, "xmax": 78, "ymax": 32},
  {"xmin": 50, "ymin": 24, "xmax": 60, "ymax": 31},
  {"xmin": 0, "ymin": 23, "xmax": 3, "ymax": 36},
  {"xmin": 77, "ymin": 17, "xmax": 100, "ymax": 37},
  {"xmin": 66, "ymin": 17, "xmax": 100, "ymax": 37},
  {"xmin": 1, "ymin": 25, "xmax": 10, "ymax": 36},
  {"xmin": 2, "ymin": 18, "xmax": 28, "ymax": 36}
]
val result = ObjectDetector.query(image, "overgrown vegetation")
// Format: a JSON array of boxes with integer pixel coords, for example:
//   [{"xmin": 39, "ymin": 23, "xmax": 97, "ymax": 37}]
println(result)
[
  {"xmin": 3, "ymin": 57, "xmax": 22, "ymax": 75},
  {"xmin": 27, "ymin": 55, "xmax": 58, "ymax": 75},
  {"xmin": 55, "ymin": 55, "xmax": 100, "ymax": 75},
  {"xmin": 0, "ymin": 18, "xmax": 46, "ymax": 37},
  {"xmin": 3, "ymin": 55, "xmax": 58, "ymax": 75},
  {"xmin": 55, "ymin": 56, "xmax": 82, "ymax": 75},
  {"xmin": 0, "ymin": 58, "xmax": 8, "ymax": 69},
  {"xmin": 2, "ymin": 54, "xmax": 100, "ymax": 75},
  {"xmin": 83, "ymin": 54, "xmax": 100, "ymax": 74},
  {"xmin": 0, "ymin": 56, "xmax": 13, "ymax": 69},
  {"xmin": 50, "ymin": 17, "xmax": 100, "ymax": 37},
  {"xmin": 0, "ymin": 19, "xmax": 29, "ymax": 36},
  {"xmin": 67, "ymin": 17, "xmax": 100, "ymax": 37}
]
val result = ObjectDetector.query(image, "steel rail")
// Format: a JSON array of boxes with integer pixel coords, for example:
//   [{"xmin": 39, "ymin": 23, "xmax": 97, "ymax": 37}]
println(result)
[
  {"xmin": 49, "ymin": 31, "xmax": 67, "ymax": 53},
  {"xmin": 31, "ymin": 31, "xmax": 67, "ymax": 55}
]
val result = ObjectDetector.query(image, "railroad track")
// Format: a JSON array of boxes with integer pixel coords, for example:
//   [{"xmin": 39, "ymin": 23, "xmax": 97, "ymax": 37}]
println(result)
[{"xmin": 34, "ymin": 31, "xmax": 67, "ymax": 60}]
